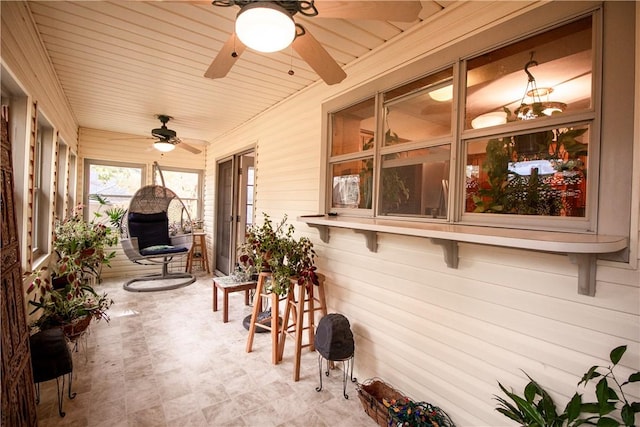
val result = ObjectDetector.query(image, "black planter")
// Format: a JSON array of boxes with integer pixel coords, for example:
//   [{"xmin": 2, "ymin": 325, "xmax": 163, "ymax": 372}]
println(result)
[{"xmin": 51, "ymin": 275, "xmax": 72, "ymax": 290}]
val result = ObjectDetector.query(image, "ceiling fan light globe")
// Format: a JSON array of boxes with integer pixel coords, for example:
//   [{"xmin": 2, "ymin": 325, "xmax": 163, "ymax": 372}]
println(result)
[
  {"xmin": 154, "ymin": 141, "xmax": 175, "ymax": 152},
  {"xmin": 235, "ymin": 3, "xmax": 295, "ymax": 53}
]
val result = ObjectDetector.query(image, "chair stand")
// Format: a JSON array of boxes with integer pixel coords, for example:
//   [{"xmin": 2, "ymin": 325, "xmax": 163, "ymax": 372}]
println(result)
[
  {"xmin": 123, "ymin": 260, "xmax": 195, "ymax": 292},
  {"xmin": 315, "ymin": 354, "xmax": 356, "ymax": 399}
]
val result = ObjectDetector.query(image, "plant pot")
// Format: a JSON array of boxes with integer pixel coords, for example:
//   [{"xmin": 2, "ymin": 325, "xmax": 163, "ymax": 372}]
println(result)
[{"xmin": 60, "ymin": 316, "xmax": 91, "ymax": 342}]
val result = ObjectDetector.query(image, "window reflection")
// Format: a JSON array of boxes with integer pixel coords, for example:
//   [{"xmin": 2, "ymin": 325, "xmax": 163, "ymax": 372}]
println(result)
[
  {"xmin": 331, "ymin": 98, "xmax": 375, "ymax": 156},
  {"xmin": 380, "ymin": 145, "xmax": 451, "ymax": 217},
  {"xmin": 465, "ymin": 16, "xmax": 592, "ymax": 130},
  {"xmin": 465, "ymin": 125, "xmax": 589, "ymax": 217},
  {"xmin": 331, "ymin": 160, "xmax": 373, "ymax": 209},
  {"xmin": 384, "ymin": 69, "xmax": 453, "ymax": 145}
]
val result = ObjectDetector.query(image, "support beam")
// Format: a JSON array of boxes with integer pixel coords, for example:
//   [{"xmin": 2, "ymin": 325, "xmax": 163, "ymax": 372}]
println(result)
[
  {"xmin": 307, "ymin": 224, "xmax": 329, "ymax": 243},
  {"xmin": 431, "ymin": 238, "xmax": 459, "ymax": 269},
  {"xmin": 354, "ymin": 230, "xmax": 377, "ymax": 252},
  {"xmin": 568, "ymin": 253, "xmax": 597, "ymax": 296}
]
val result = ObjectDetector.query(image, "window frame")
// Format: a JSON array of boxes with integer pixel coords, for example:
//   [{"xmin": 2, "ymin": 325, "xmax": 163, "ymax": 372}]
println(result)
[{"xmin": 322, "ymin": 4, "xmax": 617, "ymax": 236}]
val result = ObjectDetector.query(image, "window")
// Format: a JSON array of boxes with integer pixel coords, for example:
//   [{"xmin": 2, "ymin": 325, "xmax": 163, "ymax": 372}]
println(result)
[
  {"xmin": 462, "ymin": 16, "xmax": 593, "ymax": 230},
  {"xmin": 329, "ymin": 98, "xmax": 376, "ymax": 211},
  {"xmin": 325, "ymin": 8, "xmax": 614, "ymax": 234},
  {"xmin": 32, "ymin": 126, "xmax": 44, "ymax": 255},
  {"xmin": 380, "ymin": 70, "xmax": 453, "ymax": 218},
  {"xmin": 246, "ymin": 166, "xmax": 255, "ymax": 228},
  {"xmin": 33, "ymin": 118, "xmax": 54, "ymax": 258},
  {"xmin": 56, "ymin": 141, "xmax": 68, "ymax": 220},
  {"xmin": 153, "ymin": 166, "xmax": 203, "ymax": 222},
  {"xmin": 85, "ymin": 160, "xmax": 145, "ymax": 222}
]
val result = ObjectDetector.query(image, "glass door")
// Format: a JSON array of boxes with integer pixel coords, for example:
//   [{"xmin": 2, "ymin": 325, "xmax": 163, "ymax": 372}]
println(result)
[{"xmin": 215, "ymin": 150, "xmax": 255, "ymax": 276}]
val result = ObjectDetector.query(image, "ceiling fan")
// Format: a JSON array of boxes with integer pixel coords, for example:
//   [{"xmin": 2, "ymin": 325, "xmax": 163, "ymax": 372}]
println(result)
[
  {"xmin": 149, "ymin": 115, "xmax": 202, "ymax": 154},
  {"xmin": 204, "ymin": 0, "xmax": 423, "ymax": 85}
]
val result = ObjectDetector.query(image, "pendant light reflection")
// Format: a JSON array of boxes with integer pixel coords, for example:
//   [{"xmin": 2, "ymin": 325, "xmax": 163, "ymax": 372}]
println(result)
[
  {"xmin": 514, "ymin": 55, "xmax": 566, "ymax": 120},
  {"xmin": 428, "ymin": 85, "xmax": 453, "ymax": 102},
  {"xmin": 471, "ymin": 111, "xmax": 507, "ymax": 129},
  {"xmin": 471, "ymin": 53, "xmax": 566, "ymax": 129},
  {"xmin": 235, "ymin": 3, "xmax": 296, "ymax": 53},
  {"xmin": 154, "ymin": 141, "xmax": 175, "ymax": 152}
]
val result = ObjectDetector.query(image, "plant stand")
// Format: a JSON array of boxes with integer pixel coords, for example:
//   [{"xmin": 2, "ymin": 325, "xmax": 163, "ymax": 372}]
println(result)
[
  {"xmin": 246, "ymin": 272, "xmax": 285, "ymax": 365},
  {"xmin": 316, "ymin": 353, "xmax": 356, "ymax": 399}
]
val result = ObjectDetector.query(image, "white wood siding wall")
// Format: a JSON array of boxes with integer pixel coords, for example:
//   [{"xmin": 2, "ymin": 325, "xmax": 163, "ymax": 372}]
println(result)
[
  {"xmin": 204, "ymin": 2, "xmax": 640, "ymax": 426},
  {"xmin": 78, "ymin": 127, "xmax": 207, "ymax": 279},
  {"xmin": 1, "ymin": 1, "xmax": 78, "ymax": 274}
]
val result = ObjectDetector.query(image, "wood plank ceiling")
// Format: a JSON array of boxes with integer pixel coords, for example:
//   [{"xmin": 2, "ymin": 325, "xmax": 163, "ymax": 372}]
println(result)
[{"xmin": 26, "ymin": 1, "xmax": 448, "ymax": 148}]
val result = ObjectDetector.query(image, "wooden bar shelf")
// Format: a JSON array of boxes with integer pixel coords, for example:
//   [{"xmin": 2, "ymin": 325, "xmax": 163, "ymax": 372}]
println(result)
[{"xmin": 299, "ymin": 215, "xmax": 628, "ymax": 297}]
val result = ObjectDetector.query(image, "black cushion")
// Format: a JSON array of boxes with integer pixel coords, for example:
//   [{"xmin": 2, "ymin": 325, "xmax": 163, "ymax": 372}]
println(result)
[
  {"xmin": 30, "ymin": 328, "xmax": 73, "ymax": 383},
  {"xmin": 139, "ymin": 245, "xmax": 188, "ymax": 256},
  {"xmin": 128, "ymin": 211, "xmax": 170, "ymax": 250}
]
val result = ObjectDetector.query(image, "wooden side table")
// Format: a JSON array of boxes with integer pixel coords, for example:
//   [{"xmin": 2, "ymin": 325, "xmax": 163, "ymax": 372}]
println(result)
[
  {"xmin": 212, "ymin": 276, "xmax": 257, "ymax": 323},
  {"xmin": 186, "ymin": 232, "xmax": 210, "ymax": 274}
]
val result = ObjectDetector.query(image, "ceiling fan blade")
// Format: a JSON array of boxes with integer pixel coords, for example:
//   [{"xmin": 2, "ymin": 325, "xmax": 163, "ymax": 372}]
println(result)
[
  {"xmin": 176, "ymin": 141, "xmax": 202, "ymax": 155},
  {"xmin": 315, "ymin": 1, "xmax": 422, "ymax": 22},
  {"xmin": 109, "ymin": 137, "xmax": 153, "ymax": 142},
  {"xmin": 292, "ymin": 27, "xmax": 346, "ymax": 85},
  {"xmin": 204, "ymin": 32, "xmax": 246, "ymax": 79}
]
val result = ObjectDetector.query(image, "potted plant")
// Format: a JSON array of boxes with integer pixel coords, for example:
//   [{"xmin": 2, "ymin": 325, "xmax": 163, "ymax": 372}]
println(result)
[
  {"xmin": 238, "ymin": 213, "xmax": 318, "ymax": 296},
  {"xmin": 53, "ymin": 197, "xmax": 121, "ymax": 284},
  {"xmin": 25, "ymin": 200, "xmax": 119, "ymax": 338},
  {"xmin": 25, "ymin": 266, "xmax": 113, "ymax": 340}
]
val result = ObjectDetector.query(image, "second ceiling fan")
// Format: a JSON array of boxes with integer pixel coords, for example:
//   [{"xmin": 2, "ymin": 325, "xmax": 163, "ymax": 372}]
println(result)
[
  {"xmin": 204, "ymin": 0, "xmax": 423, "ymax": 85},
  {"xmin": 150, "ymin": 115, "xmax": 202, "ymax": 154}
]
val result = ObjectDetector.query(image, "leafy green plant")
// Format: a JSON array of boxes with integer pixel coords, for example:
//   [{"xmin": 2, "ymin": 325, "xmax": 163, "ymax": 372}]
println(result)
[{"xmin": 495, "ymin": 346, "xmax": 640, "ymax": 427}]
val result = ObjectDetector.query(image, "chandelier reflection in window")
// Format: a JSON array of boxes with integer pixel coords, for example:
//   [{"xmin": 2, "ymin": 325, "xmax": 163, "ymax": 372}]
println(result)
[{"xmin": 515, "ymin": 53, "xmax": 567, "ymax": 120}]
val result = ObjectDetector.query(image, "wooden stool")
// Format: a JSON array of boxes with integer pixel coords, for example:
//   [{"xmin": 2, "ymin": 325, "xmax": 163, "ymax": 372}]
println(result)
[
  {"xmin": 186, "ymin": 232, "xmax": 210, "ymax": 274},
  {"xmin": 278, "ymin": 273, "xmax": 328, "ymax": 381},
  {"xmin": 246, "ymin": 272, "xmax": 286, "ymax": 365}
]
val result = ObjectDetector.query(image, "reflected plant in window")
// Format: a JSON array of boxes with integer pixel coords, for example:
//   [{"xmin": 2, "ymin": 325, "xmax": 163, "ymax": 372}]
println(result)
[{"xmin": 469, "ymin": 126, "xmax": 588, "ymax": 216}]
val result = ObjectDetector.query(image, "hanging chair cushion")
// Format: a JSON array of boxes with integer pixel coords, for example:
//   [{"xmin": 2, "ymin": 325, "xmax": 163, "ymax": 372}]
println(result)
[
  {"xmin": 127, "ymin": 211, "xmax": 171, "ymax": 250},
  {"xmin": 140, "ymin": 244, "xmax": 188, "ymax": 256}
]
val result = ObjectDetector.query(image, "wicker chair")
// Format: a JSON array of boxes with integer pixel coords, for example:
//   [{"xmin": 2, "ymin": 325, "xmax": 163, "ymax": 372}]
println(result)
[{"xmin": 120, "ymin": 185, "xmax": 196, "ymax": 292}]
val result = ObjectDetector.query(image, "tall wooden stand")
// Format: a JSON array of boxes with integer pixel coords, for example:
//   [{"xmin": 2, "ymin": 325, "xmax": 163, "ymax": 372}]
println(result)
[
  {"xmin": 246, "ymin": 272, "xmax": 285, "ymax": 365},
  {"xmin": 278, "ymin": 274, "xmax": 327, "ymax": 381}
]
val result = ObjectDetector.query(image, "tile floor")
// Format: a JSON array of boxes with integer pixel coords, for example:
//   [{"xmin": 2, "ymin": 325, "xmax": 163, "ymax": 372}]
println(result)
[{"xmin": 35, "ymin": 274, "xmax": 373, "ymax": 426}]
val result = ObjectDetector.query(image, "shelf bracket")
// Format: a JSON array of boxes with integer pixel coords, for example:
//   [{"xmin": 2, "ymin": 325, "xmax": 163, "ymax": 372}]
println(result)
[
  {"xmin": 568, "ymin": 253, "xmax": 597, "ymax": 296},
  {"xmin": 354, "ymin": 230, "xmax": 378, "ymax": 253},
  {"xmin": 307, "ymin": 224, "xmax": 329, "ymax": 243},
  {"xmin": 431, "ymin": 239, "xmax": 459, "ymax": 269}
]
